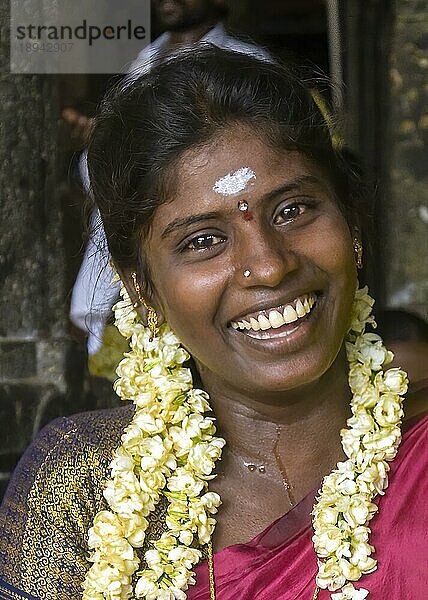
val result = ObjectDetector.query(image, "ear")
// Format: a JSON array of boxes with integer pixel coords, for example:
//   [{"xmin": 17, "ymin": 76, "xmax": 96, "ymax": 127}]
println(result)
[{"xmin": 116, "ymin": 266, "xmax": 165, "ymax": 327}]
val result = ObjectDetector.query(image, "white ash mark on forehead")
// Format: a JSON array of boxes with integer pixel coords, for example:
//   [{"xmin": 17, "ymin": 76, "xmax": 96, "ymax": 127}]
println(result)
[{"xmin": 212, "ymin": 167, "xmax": 256, "ymax": 196}]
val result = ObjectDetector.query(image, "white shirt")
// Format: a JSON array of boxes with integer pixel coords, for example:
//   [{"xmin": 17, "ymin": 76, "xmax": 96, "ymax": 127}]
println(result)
[{"xmin": 129, "ymin": 22, "xmax": 270, "ymax": 75}]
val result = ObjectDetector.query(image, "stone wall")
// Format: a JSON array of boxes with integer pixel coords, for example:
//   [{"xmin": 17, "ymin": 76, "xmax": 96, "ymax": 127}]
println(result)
[
  {"xmin": 0, "ymin": 3, "xmax": 83, "ymax": 497},
  {"xmin": 384, "ymin": 0, "xmax": 428, "ymax": 317}
]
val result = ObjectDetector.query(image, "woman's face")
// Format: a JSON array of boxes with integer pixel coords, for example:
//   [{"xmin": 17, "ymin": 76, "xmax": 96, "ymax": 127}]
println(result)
[{"xmin": 143, "ymin": 126, "xmax": 357, "ymax": 396}]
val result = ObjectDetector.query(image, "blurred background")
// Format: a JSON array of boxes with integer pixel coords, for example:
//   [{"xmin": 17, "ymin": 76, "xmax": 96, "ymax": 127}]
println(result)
[{"xmin": 0, "ymin": 0, "xmax": 427, "ymax": 497}]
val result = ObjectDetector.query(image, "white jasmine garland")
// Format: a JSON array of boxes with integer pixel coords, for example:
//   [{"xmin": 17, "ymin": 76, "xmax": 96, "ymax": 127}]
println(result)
[
  {"xmin": 83, "ymin": 284, "xmax": 408, "ymax": 600},
  {"xmin": 312, "ymin": 286, "xmax": 408, "ymax": 599},
  {"xmin": 82, "ymin": 282, "xmax": 225, "ymax": 600}
]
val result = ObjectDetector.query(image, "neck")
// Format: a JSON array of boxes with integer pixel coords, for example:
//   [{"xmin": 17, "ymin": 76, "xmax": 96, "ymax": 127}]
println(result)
[
  {"xmin": 200, "ymin": 349, "xmax": 352, "ymax": 481},
  {"xmin": 166, "ymin": 22, "xmax": 217, "ymax": 47}
]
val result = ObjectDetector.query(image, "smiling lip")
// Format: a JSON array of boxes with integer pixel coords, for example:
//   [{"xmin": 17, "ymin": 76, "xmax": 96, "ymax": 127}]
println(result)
[{"xmin": 229, "ymin": 292, "xmax": 318, "ymax": 335}]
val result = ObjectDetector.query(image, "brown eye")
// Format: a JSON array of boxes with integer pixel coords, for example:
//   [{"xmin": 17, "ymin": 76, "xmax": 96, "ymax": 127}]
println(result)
[
  {"xmin": 282, "ymin": 205, "xmax": 302, "ymax": 219},
  {"xmin": 186, "ymin": 233, "xmax": 225, "ymax": 251},
  {"xmin": 274, "ymin": 201, "xmax": 311, "ymax": 225}
]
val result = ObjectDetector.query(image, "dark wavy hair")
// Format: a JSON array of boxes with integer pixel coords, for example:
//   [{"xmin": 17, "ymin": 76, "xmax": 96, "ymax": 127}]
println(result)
[{"xmin": 87, "ymin": 45, "xmax": 365, "ymax": 293}]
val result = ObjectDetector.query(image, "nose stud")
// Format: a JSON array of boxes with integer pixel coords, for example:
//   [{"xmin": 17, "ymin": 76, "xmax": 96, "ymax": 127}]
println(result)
[{"xmin": 243, "ymin": 269, "xmax": 251, "ymax": 278}]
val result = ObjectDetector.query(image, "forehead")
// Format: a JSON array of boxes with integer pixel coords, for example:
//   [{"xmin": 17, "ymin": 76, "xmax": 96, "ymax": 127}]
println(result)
[{"xmin": 166, "ymin": 126, "xmax": 324, "ymax": 211}]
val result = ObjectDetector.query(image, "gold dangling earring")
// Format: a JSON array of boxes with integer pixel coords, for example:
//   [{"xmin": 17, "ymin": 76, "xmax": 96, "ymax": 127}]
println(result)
[
  {"xmin": 131, "ymin": 272, "xmax": 158, "ymax": 341},
  {"xmin": 353, "ymin": 237, "xmax": 363, "ymax": 270}
]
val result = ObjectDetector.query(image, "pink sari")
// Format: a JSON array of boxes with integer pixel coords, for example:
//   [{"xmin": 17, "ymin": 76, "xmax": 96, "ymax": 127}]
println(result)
[{"xmin": 189, "ymin": 412, "xmax": 428, "ymax": 599}]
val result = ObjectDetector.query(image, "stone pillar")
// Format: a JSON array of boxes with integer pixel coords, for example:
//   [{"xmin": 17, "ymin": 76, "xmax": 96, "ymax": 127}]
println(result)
[
  {"xmin": 0, "ymin": 3, "xmax": 69, "ymax": 496},
  {"xmin": 341, "ymin": 0, "xmax": 427, "ymax": 319},
  {"xmin": 384, "ymin": 0, "xmax": 428, "ymax": 317},
  {"xmin": 341, "ymin": 0, "xmax": 394, "ymax": 300}
]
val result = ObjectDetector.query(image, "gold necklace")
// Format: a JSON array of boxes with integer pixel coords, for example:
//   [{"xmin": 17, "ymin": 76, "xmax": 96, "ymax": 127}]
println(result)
[
  {"xmin": 207, "ymin": 541, "xmax": 320, "ymax": 599},
  {"xmin": 234, "ymin": 426, "xmax": 296, "ymax": 507},
  {"xmin": 207, "ymin": 541, "xmax": 216, "ymax": 600}
]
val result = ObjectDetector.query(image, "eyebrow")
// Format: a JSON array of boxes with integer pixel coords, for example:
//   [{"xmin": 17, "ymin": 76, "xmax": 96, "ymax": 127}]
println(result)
[
  {"xmin": 160, "ymin": 174, "xmax": 321, "ymax": 239},
  {"xmin": 261, "ymin": 175, "xmax": 320, "ymax": 204},
  {"xmin": 161, "ymin": 211, "xmax": 221, "ymax": 239}
]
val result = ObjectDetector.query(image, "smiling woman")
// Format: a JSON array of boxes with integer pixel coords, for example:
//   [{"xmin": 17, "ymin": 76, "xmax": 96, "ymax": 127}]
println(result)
[
  {"xmin": 141, "ymin": 133, "xmax": 357, "ymax": 397},
  {"xmin": 0, "ymin": 47, "xmax": 427, "ymax": 600}
]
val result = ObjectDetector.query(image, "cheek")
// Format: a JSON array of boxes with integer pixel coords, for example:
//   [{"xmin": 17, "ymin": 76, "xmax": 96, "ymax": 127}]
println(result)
[
  {"xmin": 152, "ymin": 258, "xmax": 228, "ymax": 344},
  {"xmin": 309, "ymin": 214, "xmax": 356, "ymax": 280},
  {"xmin": 302, "ymin": 215, "xmax": 357, "ymax": 336},
  {"xmin": 321, "ymin": 217, "xmax": 358, "ymax": 331}
]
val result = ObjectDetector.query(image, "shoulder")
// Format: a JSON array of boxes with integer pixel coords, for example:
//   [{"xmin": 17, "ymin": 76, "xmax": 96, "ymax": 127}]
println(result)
[
  {"xmin": 222, "ymin": 36, "xmax": 272, "ymax": 61},
  {"xmin": 58, "ymin": 403, "xmax": 134, "ymax": 449},
  {"xmin": 10, "ymin": 404, "xmax": 132, "ymax": 485},
  {"xmin": 0, "ymin": 404, "xmax": 134, "ymax": 529},
  {"xmin": 0, "ymin": 405, "xmax": 134, "ymax": 588},
  {"xmin": 205, "ymin": 23, "xmax": 272, "ymax": 62}
]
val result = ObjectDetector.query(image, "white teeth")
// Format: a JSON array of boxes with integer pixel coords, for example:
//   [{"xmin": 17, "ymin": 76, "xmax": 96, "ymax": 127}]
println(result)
[
  {"xmin": 231, "ymin": 293, "xmax": 317, "ymax": 332},
  {"xmin": 269, "ymin": 310, "xmax": 285, "ymax": 328},
  {"xmin": 258, "ymin": 314, "xmax": 271, "ymax": 330},
  {"xmin": 295, "ymin": 298, "xmax": 306, "ymax": 317},
  {"xmin": 250, "ymin": 317, "xmax": 261, "ymax": 331},
  {"xmin": 283, "ymin": 305, "xmax": 298, "ymax": 323}
]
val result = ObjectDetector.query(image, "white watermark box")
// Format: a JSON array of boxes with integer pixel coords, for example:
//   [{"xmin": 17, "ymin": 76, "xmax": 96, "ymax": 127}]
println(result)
[{"xmin": 10, "ymin": 0, "xmax": 151, "ymax": 74}]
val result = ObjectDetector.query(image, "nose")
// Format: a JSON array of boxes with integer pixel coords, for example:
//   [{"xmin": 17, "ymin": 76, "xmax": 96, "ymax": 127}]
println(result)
[{"xmin": 235, "ymin": 226, "xmax": 299, "ymax": 287}]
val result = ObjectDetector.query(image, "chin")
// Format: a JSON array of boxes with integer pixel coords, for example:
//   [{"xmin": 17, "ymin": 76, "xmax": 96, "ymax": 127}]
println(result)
[{"xmin": 246, "ymin": 348, "xmax": 342, "ymax": 397}]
